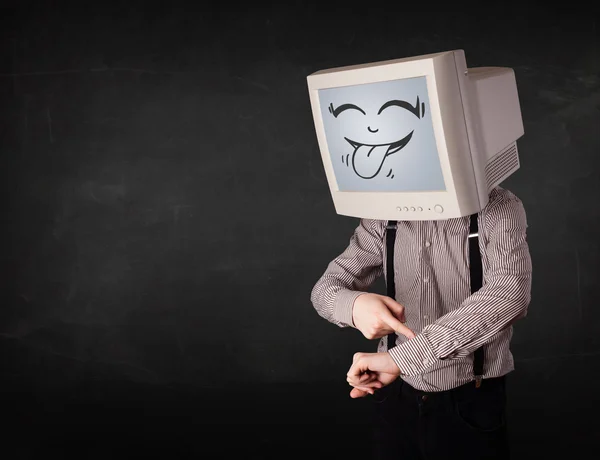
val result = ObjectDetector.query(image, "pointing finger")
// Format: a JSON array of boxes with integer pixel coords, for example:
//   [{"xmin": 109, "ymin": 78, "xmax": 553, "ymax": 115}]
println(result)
[
  {"xmin": 381, "ymin": 311, "xmax": 415, "ymax": 340},
  {"xmin": 381, "ymin": 297, "xmax": 406, "ymax": 323}
]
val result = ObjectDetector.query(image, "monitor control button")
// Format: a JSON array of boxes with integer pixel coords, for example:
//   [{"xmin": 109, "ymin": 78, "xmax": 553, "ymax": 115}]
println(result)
[{"xmin": 434, "ymin": 205, "xmax": 444, "ymax": 213}]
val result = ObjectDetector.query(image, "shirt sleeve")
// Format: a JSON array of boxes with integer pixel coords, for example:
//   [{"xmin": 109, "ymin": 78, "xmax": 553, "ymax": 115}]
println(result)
[
  {"xmin": 310, "ymin": 219, "xmax": 384, "ymax": 328},
  {"xmin": 388, "ymin": 193, "xmax": 533, "ymax": 376}
]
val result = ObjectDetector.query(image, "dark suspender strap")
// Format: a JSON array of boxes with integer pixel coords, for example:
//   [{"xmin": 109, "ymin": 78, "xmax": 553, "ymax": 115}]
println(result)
[
  {"xmin": 385, "ymin": 221, "xmax": 397, "ymax": 352},
  {"xmin": 469, "ymin": 213, "xmax": 485, "ymax": 387}
]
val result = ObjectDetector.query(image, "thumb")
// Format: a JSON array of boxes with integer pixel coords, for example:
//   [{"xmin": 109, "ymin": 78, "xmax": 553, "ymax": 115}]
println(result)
[
  {"xmin": 350, "ymin": 387, "xmax": 369, "ymax": 399},
  {"xmin": 380, "ymin": 309, "xmax": 416, "ymax": 340},
  {"xmin": 381, "ymin": 297, "xmax": 406, "ymax": 322}
]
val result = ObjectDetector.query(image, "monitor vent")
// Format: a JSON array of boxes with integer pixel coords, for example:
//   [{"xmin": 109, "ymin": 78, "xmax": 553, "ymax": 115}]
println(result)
[{"xmin": 485, "ymin": 142, "xmax": 519, "ymax": 190}]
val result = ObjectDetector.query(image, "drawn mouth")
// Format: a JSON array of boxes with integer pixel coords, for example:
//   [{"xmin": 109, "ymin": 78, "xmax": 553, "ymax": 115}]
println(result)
[{"xmin": 344, "ymin": 131, "xmax": 414, "ymax": 179}]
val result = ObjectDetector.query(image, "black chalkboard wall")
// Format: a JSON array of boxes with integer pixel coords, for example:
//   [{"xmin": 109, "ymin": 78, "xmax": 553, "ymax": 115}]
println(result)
[{"xmin": 1, "ymin": 5, "xmax": 599, "ymax": 459}]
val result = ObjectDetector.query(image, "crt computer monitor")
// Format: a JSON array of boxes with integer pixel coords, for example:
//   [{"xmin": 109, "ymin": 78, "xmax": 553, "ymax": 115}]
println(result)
[{"xmin": 306, "ymin": 49, "xmax": 524, "ymax": 221}]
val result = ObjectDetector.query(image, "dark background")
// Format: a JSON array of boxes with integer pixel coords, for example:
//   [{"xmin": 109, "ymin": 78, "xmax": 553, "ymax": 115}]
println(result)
[{"xmin": 1, "ymin": 4, "xmax": 599, "ymax": 459}]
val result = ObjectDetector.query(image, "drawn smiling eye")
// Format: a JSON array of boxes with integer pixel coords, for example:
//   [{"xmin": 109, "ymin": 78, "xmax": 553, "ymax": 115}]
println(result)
[
  {"xmin": 328, "ymin": 103, "xmax": 366, "ymax": 117},
  {"xmin": 377, "ymin": 97, "xmax": 423, "ymax": 118}
]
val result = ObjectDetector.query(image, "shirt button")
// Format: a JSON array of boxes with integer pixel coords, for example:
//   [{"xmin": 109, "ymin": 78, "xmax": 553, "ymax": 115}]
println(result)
[
  {"xmin": 424, "ymin": 241, "xmax": 431, "ymax": 247},
  {"xmin": 423, "ymin": 277, "xmax": 429, "ymax": 283},
  {"xmin": 453, "ymin": 340, "xmax": 459, "ymax": 346},
  {"xmin": 423, "ymin": 315, "xmax": 429, "ymax": 320},
  {"xmin": 422, "ymin": 358, "xmax": 430, "ymax": 365}
]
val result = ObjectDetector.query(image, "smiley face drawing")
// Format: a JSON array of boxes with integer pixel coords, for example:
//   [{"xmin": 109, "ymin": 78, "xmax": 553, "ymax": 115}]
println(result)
[
  {"xmin": 318, "ymin": 77, "xmax": 446, "ymax": 193},
  {"xmin": 328, "ymin": 97, "xmax": 422, "ymax": 180}
]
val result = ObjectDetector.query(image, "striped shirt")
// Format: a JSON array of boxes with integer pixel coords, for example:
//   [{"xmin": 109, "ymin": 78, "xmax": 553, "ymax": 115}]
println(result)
[{"xmin": 310, "ymin": 187, "xmax": 532, "ymax": 392}]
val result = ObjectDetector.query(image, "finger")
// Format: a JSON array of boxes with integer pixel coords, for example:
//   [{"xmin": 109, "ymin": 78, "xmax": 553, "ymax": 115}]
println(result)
[
  {"xmin": 350, "ymin": 387, "xmax": 375, "ymax": 397},
  {"xmin": 359, "ymin": 372, "xmax": 376, "ymax": 383},
  {"xmin": 347, "ymin": 376, "xmax": 364, "ymax": 387},
  {"xmin": 347, "ymin": 358, "xmax": 369, "ymax": 382},
  {"xmin": 348, "ymin": 374, "xmax": 375, "ymax": 388},
  {"xmin": 352, "ymin": 384, "xmax": 376, "ymax": 393},
  {"xmin": 350, "ymin": 377, "xmax": 382, "ymax": 389},
  {"xmin": 358, "ymin": 381, "xmax": 383, "ymax": 389},
  {"xmin": 349, "ymin": 377, "xmax": 383, "ymax": 390},
  {"xmin": 350, "ymin": 387, "xmax": 369, "ymax": 398},
  {"xmin": 380, "ymin": 311, "xmax": 416, "ymax": 340},
  {"xmin": 358, "ymin": 374, "xmax": 382, "ymax": 387},
  {"xmin": 381, "ymin": 297, "xmax": 406, "ymax": 323},
  {"xmin": 352, "ymin": 352, "xmax": 363, "ymax": 364}
]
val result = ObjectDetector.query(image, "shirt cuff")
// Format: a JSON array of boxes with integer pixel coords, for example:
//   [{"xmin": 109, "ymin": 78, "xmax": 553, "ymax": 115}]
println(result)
[
  {"xmin": 332, "ymin": 290, "xmax": 366, "ymax": 328},
  {"xmin": 388, "ymin": 334, "xmax": 438, "ymax": 377}
]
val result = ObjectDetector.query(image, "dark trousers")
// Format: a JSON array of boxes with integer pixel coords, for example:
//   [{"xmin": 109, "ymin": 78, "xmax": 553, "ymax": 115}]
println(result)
[{"xmin": 371, "ymin": 376, "xmax": 509, "ymax": 460}]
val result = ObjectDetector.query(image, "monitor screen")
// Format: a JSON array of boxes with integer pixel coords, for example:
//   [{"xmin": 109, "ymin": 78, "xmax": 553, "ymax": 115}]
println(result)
[{"xmin": 318, "ymin": 76, "xmax": 446, "ymax": 193}]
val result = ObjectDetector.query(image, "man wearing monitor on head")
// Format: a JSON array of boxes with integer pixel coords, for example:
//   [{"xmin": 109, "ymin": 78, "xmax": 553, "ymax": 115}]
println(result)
[{"xmin": 308, "ymin": 50, "xmax": 532, "ymax": 459}]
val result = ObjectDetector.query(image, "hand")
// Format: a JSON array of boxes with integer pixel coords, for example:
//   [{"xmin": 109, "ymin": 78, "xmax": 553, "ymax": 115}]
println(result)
[
  {"xmin": 346, "ymin": 352, "xmax": 401, "ymax": 399},
  {"xmin": 352, "ymin": 293, "xmax": 415, "ymax": 341}
]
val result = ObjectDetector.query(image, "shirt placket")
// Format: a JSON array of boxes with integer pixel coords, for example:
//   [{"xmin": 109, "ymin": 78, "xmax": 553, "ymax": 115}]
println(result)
[
  {"xmin": 420, "ymin": 222, "xmax": 433, "ymax": 330},
  {"xmin": 419, "ymin": 221, "xmax": 434, "ymax": 389}
]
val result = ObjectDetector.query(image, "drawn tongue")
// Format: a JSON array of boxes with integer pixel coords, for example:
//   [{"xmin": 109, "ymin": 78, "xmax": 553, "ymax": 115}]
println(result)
[{"xmin": 352, "ymin": 144, "xmax": 390, "ymax": 179}]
